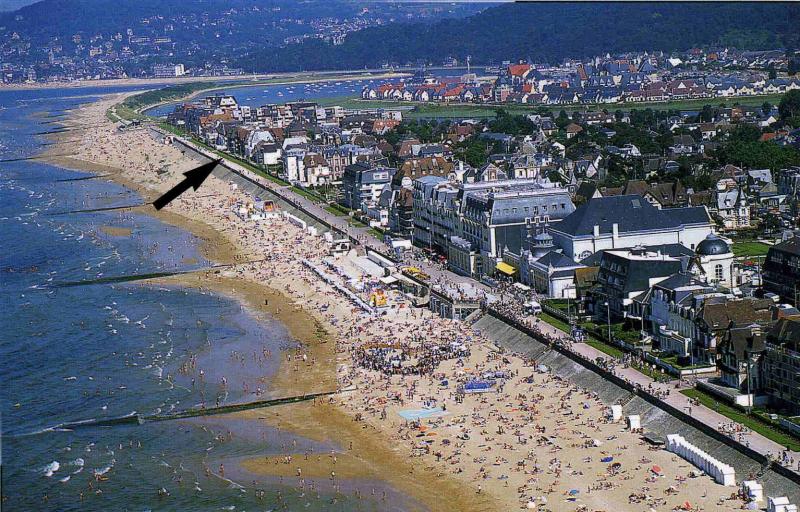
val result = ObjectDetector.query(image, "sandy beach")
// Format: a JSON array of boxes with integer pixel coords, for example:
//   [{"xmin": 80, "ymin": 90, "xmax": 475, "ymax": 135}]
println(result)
[{"xmin": 40, "ymin": 92, "xmax": 778, "ymax": 511}]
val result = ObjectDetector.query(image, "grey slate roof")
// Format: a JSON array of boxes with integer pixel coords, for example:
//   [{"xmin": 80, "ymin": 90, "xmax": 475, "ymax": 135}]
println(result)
[
  {"xmin": 536, "ymin": 250, "xmax": 579, "ymax": 268},
  {"xmin": 600, "ymin": 253, "xmax": 685, "ymax": 294},
  {"xmin": 552, "ymin": 195, "xmax": 709, "ymax": 237},
  {"xmin": 581, "ymin": 243, "xmax": 693, "ymax": 266}
]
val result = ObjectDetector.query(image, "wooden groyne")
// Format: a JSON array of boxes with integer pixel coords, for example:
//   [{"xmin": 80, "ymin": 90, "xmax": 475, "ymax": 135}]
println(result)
[{"xmin": 41, "ymin": 390, "xmax": 337, "ymax": 433}]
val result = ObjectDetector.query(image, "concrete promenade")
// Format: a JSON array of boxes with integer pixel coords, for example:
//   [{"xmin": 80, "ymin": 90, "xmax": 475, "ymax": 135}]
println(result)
[
  {"xmin": 531, "ymin": 314, "xmax": 800, "ymax": 474},
  {"xmin": 160, "ymin": 127, "xmax": 800, "ymax": 478}
]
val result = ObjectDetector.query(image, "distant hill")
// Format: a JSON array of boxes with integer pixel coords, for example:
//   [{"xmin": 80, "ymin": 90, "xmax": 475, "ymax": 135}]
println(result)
[
  {"xmin": 236, "ymin": 2, "xmax": 800, "ymax": 71},
  {"xmin": 0, "ymin": 0, "xmax": 489, "ymax": 57},
  {"xmin": 3, "ymin": 1, "xmax": 798, "ymax": 73}
]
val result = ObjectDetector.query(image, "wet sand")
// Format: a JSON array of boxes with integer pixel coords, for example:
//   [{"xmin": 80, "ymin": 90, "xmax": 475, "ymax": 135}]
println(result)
[
  {"xmin": 37, "ymin": 91, "xmax": 775, "ymax": 512},
  {"xmin": 42, "ymin": 96, "xmax": 497, "ymax": 512}
]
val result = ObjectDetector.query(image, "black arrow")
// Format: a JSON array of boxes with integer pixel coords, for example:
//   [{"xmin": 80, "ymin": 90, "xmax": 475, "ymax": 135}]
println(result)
[{"xmin": 153, "ymin": 159, "xmax": 221, "ymax": 210}]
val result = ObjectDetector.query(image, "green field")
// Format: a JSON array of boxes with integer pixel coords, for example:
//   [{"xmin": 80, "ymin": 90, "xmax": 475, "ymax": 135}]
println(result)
[
  {"xmin": 681, "ymin": 388, "xmax": 800, "ymax": 451},
  {"xmin": 324, "ymin": 205, "xmax": 348, "ymax": 217},
  {"xmin": 320, "ymin": 93, "xmax": 787, "ymax": 119},
  {"xmin": 539, "ymin": 312, "xmax": 572, "ymax": 333},
  {"xmin": 732, "ymin": 241, "xmax": 771, "ymax": 258}
]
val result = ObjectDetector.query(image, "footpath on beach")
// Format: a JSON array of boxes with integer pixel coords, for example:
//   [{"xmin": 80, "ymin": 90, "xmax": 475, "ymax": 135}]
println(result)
[{"xmin": 154, "ymin": 126, "xmax": 800, "ymax": 479}]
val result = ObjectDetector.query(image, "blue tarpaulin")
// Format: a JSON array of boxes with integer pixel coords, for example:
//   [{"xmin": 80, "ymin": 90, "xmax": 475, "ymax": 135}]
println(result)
[{"xmin": 463, "ymin": 379, "xmax": 495, "ymax": 393}]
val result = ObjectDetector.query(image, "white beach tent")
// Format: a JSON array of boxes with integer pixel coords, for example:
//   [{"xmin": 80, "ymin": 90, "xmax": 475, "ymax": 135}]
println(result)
[{"xmin": 742, "ymin": 480, "xmax": 763, "ymax": 502}]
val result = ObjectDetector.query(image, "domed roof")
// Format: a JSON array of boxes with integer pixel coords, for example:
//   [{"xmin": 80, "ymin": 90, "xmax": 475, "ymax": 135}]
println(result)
[{"xmin": 696, "ymin": 233, "xmax": 730, "ymax": 256}]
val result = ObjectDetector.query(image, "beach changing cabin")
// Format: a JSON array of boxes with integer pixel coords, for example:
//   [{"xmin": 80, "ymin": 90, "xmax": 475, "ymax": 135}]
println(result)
[
  {"xmin": 742, "ymin": 481, "xmax": 764, "ymax": 503},
  {"xmin": 768, "ymin": 496, "xmax": 798, "ymax": 512},
  {"xmin": 666, "ymin": 434, "xmax": 736, "ymax": 486}
]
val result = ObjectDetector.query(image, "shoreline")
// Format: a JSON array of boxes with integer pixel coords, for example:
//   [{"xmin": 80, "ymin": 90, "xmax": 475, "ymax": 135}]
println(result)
[
  {"xmin": 40, "ymin": 89, "xmax": 799, "ymax": 511},
  {"xmin": 0, "ymin": 69, "xmax": 404, "ymax": 91},
  {"xmin": 43, "ymin": 94, "xmax": 496, "ymax": 511}
]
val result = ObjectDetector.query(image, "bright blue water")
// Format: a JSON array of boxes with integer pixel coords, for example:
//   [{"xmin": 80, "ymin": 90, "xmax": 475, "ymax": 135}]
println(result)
[
  {"xmin": 146, "ymin": 68, "xmax": 479, "ymax": 117},
  {"xmin": 0, "ymin": 87, "xmax": 414, "ymax": 511}
]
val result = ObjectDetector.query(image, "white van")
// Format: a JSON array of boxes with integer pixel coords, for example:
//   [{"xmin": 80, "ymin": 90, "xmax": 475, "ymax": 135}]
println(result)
[{"xmin": 524, "ymin": 300, "xmax": 542, "ymax": 315}]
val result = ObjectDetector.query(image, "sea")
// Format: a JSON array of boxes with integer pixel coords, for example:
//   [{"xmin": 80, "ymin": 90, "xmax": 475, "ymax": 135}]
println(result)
[{"xmin": 0, "ymin": 87, "xmax": 415, "ymax": 510}]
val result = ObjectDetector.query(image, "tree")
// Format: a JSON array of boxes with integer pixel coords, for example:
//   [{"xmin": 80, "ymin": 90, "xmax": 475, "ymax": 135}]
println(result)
[
  {"xmin": 763, "ymin": 213, "xmax": 782, "ymax": 233},
  {"xmin": 778, "ymin": 90, "xmax": 800, "ymax": 127},
  {"xmin": 762, "ymin": 101, "xmax": 773, "ymax": 115},
  {"xmin": 728, "ymin": 124, "xmax": 761, "ymax": 143},
  {"xmin": 768, "ymin": 66, "xmax": 777, "ymax": 80},
  {"xmin": 555, "ymin": 110, "xmax": 570, "ymax": 129}
]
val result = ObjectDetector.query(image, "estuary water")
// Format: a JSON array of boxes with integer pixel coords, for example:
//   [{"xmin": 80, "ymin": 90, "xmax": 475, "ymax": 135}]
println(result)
[
  {"xmin": 0, "ymin": 87, "xmax": 410, "ymax": 511},
  {"xmin": 145, "ymin": 67, "xmax": 479, "ymax": 117}
]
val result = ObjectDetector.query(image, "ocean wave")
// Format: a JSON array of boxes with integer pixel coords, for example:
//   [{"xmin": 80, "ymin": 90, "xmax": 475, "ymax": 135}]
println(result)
[{"xmin": 40, "ymin": 461, "xmax": 60, "ymax": 477}]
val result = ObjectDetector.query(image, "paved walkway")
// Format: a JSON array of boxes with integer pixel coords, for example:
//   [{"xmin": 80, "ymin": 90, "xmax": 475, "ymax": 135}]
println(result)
[
  {"xmin": 530, "ymin": 315, "xmax": 800, "ymax": 474},
  {"xmin": 162, "ymin": 128, "xmax": 800, "ymax": 476}
]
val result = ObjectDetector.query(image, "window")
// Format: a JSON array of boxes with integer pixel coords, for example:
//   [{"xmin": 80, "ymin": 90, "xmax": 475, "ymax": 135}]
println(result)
[{"xmin": 714, "ymin": 264, "xmax": 724, "ymax": 282}]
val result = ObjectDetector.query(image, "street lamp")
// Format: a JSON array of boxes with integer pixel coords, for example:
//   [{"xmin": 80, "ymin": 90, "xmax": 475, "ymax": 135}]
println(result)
[
  {"xmin": 604, "ymin": 301, "xmax": 612, "ymax": 343},
  {"xmin": 746, "ymin": 353, "xmax": 753, "ymax": 415}
]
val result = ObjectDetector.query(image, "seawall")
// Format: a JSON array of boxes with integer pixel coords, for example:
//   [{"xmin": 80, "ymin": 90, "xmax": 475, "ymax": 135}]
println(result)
[{"xmin": 476, "ymin": 309, "xmax": 800, "ymax": 501}]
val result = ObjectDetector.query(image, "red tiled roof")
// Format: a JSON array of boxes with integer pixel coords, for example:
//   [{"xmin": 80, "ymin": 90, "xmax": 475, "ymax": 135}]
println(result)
[{"xmin": 508, "ymin": 64, "xmax": 531, "ymax": 77}]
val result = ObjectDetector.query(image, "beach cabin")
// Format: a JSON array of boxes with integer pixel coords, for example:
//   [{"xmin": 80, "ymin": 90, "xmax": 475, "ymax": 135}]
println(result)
[
  {"xmin": 609, "ymin": 405, "xmax": 623, "ymax": 422},
  {"xmin": 742, "ymin": 481, "xmax": 764, "ymax": 502},
  {"xmin": 329, "ymin": 238, "xmax": 351, "ymax": 255},
  {"xmin": 667, "ymin": 434, "xmax": 737, "ymax": 486},
  {"xmin": 626, "ymin": 415, "xmax": 641, "ymax": 431},
  {"xmin": 768, "ymin": 496, "xmax": 798, "ymax": 512}
]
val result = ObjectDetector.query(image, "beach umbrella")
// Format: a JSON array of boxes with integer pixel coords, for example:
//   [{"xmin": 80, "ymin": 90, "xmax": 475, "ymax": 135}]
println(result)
[
  {"xmin": 526, "ymin": 501, "xmax": 536, "ymax": 509},
  {"xmin": 569, "ymin": 489, "xmax": 579, "ymax": 496},
  {"xmin": 600, "ymin": 456, "xmax": 614, "ymax": 463},
  {"xmin": 681, "ymin": 501, "xmax": 692, "ymax": 510},
  {"xmin": 651, "ymin": 464, "xmax": 663, "ymax": 476}
]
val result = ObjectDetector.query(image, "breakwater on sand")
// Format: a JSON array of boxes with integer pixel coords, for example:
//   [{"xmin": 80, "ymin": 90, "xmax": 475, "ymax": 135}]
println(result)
[{"xmin": 1, "ymin": 86, "xmax": 412, "ymax": 511}]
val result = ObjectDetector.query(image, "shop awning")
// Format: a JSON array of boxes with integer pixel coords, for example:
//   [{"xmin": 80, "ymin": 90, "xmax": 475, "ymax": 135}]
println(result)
[
  {"xmin": 380, "ymin": 275, "xmax": 399, "ymax": 284},
  {"xmin": 496, "ymin": 262, "xmax": 516, "ymax": 275}
]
